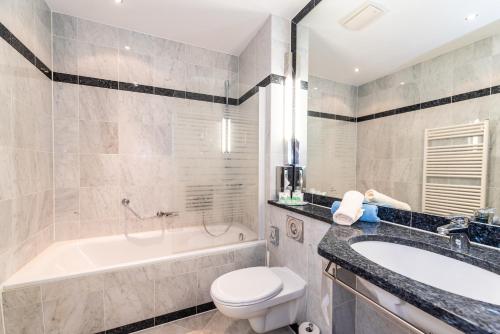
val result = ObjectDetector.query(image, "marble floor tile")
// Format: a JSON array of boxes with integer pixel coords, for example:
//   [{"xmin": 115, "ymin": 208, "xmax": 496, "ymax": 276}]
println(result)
[{"xmin": 133, "ymin": 311, "xmax": 294, "ymax": 334}]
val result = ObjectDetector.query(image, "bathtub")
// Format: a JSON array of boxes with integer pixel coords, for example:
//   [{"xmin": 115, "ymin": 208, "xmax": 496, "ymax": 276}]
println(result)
[
  {"xmin": 3, "ymin": 223, "xmax": 260, "ymax": 290},
  {"xmin": 2, "ymin": 223, "xmax": 266, "ymax": 333}
]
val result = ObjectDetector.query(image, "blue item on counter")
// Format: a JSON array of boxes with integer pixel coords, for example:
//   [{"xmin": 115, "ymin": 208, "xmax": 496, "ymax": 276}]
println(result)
[{"xmin": 331, "ymin": 201, "xmax": 380, "ymax": 223}]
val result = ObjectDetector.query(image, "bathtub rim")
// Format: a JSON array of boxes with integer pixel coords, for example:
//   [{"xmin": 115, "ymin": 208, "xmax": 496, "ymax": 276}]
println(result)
[{"xmin": 2, "ymin": 236, "xmax": 265, "ymax": 291}]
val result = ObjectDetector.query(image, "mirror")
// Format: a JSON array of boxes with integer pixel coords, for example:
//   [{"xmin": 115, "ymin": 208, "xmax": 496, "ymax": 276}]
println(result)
[{"xmin": 297, "ymin": 0, "xmax": 500, "ymax": 216}]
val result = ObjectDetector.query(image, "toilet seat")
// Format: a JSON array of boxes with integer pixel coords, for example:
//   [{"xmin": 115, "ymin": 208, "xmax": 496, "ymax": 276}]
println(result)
[{"xmin": 211, "ymin": 267, "xmax": 284, "ymax": 306}]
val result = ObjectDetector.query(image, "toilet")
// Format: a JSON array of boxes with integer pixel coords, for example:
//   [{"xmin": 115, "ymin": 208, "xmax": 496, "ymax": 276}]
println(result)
[{"xmin": 210, "ymin": 266, "xmax": 306, "ymax": 333}]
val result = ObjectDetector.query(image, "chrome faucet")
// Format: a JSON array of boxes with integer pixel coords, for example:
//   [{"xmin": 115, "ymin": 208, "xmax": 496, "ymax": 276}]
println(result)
[{"xmin": 437, "ymin": 216, "xmax": 470, "ymax": 253}]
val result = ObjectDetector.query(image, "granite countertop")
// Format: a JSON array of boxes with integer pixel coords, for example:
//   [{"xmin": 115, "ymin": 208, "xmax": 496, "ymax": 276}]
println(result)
[{"xmin": 268, "ymin": 201, "xmax": 500, "ymax": 334}]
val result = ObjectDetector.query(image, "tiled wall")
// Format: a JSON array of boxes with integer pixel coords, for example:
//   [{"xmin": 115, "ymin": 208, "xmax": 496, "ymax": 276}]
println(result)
[
  {"xmin": 307, "ymin": 34, "xmax": 500, "ymax": 210},
  {"xmin": 357, "ymin": 34, "xmax": 500, "ymax": 211},
  {"xmin": 1, "ymin": 242, "xmax": 266, "ymax": 333},
  {"xmin": 307, "ymin": 76, "xmax": 357, "ymax": 197},
  {"xmin": 266, "ymin": 205, "xmax": 333, "ymax": 334},
  {"xmin": 52, "ymin": 14, "xmax": 260, "ymax": 240},
  {"xmin": 0, "ymin": 0, "xmax": 53, "ymax": 283},
  {"xmin": 239, "ymin": 15, "xmax": 291, "ymax": 97}
]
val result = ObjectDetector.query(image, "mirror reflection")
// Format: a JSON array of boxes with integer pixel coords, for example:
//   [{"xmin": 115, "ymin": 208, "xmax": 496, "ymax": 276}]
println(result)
[{"xmin": 300, "ymin": 0, "xmax": 500, "ymax": 216}]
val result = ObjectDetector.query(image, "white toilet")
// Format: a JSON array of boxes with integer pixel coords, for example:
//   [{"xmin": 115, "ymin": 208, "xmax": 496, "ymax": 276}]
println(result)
[{"xmin": 210, "ymin": 266, "xmax": 306, "ymax": 333}]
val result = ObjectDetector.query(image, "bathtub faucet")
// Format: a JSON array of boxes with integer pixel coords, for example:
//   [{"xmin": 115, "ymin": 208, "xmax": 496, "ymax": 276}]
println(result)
[{"xmin": 156, "ymin": 211, "xmax": 179, "ymax": 218}]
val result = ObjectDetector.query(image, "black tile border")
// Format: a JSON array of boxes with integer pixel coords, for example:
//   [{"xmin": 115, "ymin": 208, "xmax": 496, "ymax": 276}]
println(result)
[
  {"xmin": 302, "ymin": 192, "xmax": 499, "ymax": 248},
  {"xmin": 1, "ymin": 20, "xmax": 283, "ymax": 107},
  {"xmin": 308, "ymin": 110, "xmax": 356, "ymax": 122},
  {"xmin": 309, "ymin": 86, "xmax": 497, "ymax": 123},
  {"xmin": 96, "ymin": 302, "xmax": 215, "ymax": 334}
]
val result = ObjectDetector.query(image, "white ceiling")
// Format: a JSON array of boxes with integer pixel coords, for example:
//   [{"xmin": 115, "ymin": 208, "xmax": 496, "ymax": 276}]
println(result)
[
  {"xmin": 302, "ymin": 0, "xmax": 500, "ymax": 86},
  {"xmin": 45, "ymin": 0, "xmax": 310, "ymax": 56}
]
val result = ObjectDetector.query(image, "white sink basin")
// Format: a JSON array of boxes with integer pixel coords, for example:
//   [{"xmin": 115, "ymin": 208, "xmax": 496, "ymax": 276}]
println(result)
[{"xmin": 351, "ymin": 241, "xmax": 500, "ymax": 305}]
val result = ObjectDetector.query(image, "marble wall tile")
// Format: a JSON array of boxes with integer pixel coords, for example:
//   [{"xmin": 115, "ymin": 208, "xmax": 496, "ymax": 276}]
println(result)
[
  {"xmin": 184, "ymin": 45, "xmax": 216, "ymax": 68},
  {"xmin": 120, "ymin": 155, "xmax": 173, "ymax": 187},
  {"xmin": 12, "ymin": 98, "xmax": 36, "ymax": 150},
  {"xmin": 54, "ymin": 153, "xmax": 79, "ymax": 188},
  {"xmin": 80, "ymin": 186, "xmax": 120, "ymax": 220},
  {"xmin": 79, "ymin": 218, "xmax": 122, "ymax": 238},
  {"xmin": 0, "ymin": 199, "xmax": 13, "ymax": 254},
  {"xmin": 80, "ymin": 154, "xmax": 120, "ymax": 187},
  {"xmin": 79, "ymin": 85, "xmax": 119, "ymax": 122},
  {"xmin": 53, "ymin": 36, "xmax": 78, "ymax": 74},
  {"xmin": 3, "ymin": 303, "xmax": 44, "ymax": 334},
  {"xmin": 52, "ymin": 12, "xmax": 77, "ymax": 39},
  {"xmin": 118, "ymin": 29, "xmax": 156, "ymax": 56},
  {"xmin": 155, "ymin": 272, "xmax": 197, "ymax": 315},
  {"xmin": 2, "ymin": 285, "xmax": 44, "ymax": 334},
  {"xmin": 0, "ymin": 148, "xmax": 15, "ymax": 201},
  {"xmin": 43, "ymin": 291, "xmax": 104, "ymax": 334},
  {"xmin": 186, "ymin": 64, "xmax": 214, "ymax": 95},
  {"xmin": 119, "ymin": 50, "xmax": 154, "ymax": 85},
  {"xmin": 33, "ymin": 0, "xmax": 51, "ymax": 68},
  {"xmin": 53, "ymin": 82, "xmax": 78, "ymax": 120},
  {"xmin": 267, "ymin": 206, "xmax": 332, "ymax": 329},
  {"xmin": 119, "ymin": 121, "xmax": 172, "ymax": 156},
  {"xmin": 79, "ymin": 120, "xmax": 119, "ymax": 154},
  {"xmin": 54, "ymin": 119, "xmax": 79, "ymax": 153},
  {"xmin": 12, "ymin": 149, "xmax": 38, "ymax": 196},
  {"xmin": 104, "ymin": 280, "xmax": 154, "ymax": 329},
  {"xmin": 78, "ymin": 42, "xmax": 119, "ymax": 81},
  {"xmin": 54, "ymin": 187, "xmax": 79, "ymax": 223},
  {"xmin": 153, "ymin": 57, "xmax": 187, "ymax": 91},
  {"xmin": 41, "ymin": 275, "xmax": 104, "ymax": 334},
  {"xmin": 77, "ymin": 18, "xmax": 119, "ymax": 49}
]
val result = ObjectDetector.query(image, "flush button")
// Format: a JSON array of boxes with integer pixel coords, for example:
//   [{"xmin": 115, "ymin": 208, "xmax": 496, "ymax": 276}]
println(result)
[{"xmin": 286, "ymin": 216, "xmax": 304, "ymax": 243}]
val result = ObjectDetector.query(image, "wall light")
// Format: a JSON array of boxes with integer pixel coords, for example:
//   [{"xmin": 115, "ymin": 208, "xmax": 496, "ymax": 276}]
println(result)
[{"xmin": 221, "ymin": 118, "xmax": 231, "ymax": 153}]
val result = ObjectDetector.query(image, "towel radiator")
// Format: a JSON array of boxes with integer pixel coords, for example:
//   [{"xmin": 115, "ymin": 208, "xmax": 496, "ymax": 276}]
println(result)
[{"xmin": 422, "ymin": 121, "xmax": 489, "ymax": 216}]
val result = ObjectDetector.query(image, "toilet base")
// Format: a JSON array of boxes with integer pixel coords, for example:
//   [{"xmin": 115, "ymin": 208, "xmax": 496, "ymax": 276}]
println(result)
[{"xmin": 247, "ymin": 299, "xmax": 301, "ymax": 333}]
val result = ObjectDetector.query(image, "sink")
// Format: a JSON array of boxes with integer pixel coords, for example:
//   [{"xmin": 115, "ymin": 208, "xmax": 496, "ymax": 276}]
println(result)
[{"xmin": 351, "ymin": 241, "xmax": 500, "ymax": 305}]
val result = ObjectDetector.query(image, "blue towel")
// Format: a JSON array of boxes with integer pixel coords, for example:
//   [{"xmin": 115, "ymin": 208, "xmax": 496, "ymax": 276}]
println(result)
[{"xmin": 331, "ymin": 201, "xmax": 380, "ymax": 223}]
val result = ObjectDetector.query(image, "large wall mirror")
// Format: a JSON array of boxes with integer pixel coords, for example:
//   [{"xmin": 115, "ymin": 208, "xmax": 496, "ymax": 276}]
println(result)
[{"xmin": 296, "ymin": 0, "xmax": 500, "ymax": 216}]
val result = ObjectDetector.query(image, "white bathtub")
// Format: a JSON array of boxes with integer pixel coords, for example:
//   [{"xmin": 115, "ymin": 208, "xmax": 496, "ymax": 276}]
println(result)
[{"xmin": 3, "ymin": 223, "xmax": 259, "ymax": 290}]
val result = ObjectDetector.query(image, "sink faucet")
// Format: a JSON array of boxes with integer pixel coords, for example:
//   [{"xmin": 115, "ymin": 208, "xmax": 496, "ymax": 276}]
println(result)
[{"xmin": 437, "ymin": 216, "xmax": 471, "ymax": 253}]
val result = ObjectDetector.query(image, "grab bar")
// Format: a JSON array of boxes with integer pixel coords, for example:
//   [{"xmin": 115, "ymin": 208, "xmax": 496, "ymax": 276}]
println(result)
[
  {"xmin": 323, "ymin": 261, "xmax": 426, "ymax": 334},
  {"xmin": 121, "ymin": 198, "xmax": 179, "ymax": 220}
]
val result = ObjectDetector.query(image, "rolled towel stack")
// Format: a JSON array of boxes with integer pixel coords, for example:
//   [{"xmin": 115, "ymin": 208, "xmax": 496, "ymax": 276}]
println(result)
[
  {"xmin": 332, "ymin": 191, "xmax": 364, "ymax": 226},
  {"xmin": 331, "ymin": 201, "xmax": 380, "ymax": 223},
  {"xmin": 364, "ymin": 189, "xmax": 411, "ymax": 211}
]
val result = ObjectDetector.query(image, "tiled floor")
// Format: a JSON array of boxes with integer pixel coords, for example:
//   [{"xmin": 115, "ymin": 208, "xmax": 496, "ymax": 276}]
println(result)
[{"xmin": 134, "ymin": 310, "xmax": 295, "ymax": 334}]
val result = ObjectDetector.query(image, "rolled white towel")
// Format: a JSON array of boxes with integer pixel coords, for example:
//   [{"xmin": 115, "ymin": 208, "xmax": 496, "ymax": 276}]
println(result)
[
  {"xmin": 333, "ymin": 191, "xmax": 364, "ymax": 225},
  {"xmin": 365, "ymin": 189, "xmax": 411, "ymax": 211}
]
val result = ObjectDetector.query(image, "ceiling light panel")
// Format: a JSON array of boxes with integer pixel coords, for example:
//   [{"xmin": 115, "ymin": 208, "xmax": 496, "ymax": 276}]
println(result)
[{"xmin": 341, "ymin": 2, "xmax": 386, "ymax": 31}]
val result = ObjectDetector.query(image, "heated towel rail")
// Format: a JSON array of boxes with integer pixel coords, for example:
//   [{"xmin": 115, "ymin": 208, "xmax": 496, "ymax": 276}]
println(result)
[{"xmin": 422, "ymin": 121, "xmax": 489, "ymax": 216}]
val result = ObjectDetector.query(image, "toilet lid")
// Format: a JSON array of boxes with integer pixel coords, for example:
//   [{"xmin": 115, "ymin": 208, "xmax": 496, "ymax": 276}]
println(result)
[{"xmin": 211, "ymin": 267, "xmax": 283, "ymax": 306}]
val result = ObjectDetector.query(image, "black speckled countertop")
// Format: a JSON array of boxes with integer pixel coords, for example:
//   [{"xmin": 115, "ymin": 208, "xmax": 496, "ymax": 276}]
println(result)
[{"xmin": 268, "ymin": 201, "xmax": 500, "ymax": 334}]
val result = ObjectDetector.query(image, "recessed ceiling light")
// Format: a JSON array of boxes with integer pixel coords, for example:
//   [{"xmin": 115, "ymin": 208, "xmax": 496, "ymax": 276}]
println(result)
[
  {"xmin": 465, "ymin": 13, "xmax": 478, "ymax": 21},
  {"xmin": 313, "ymin": 87, "xmax": 318, "ymax": 90},
  {"xmin": 400, "ymin": 81, "xmax": 405, "ymax": 85},
  {"xmin": 124, "ymin": 45, "xmax": 131, "ymax": 51},
  {"xmin": 354, "ymin": 68, "xmax": 360, "ymax": 73},
  {"xmin": 115, "ymin": 0, "xmax": 123, "ymax": 4}
]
